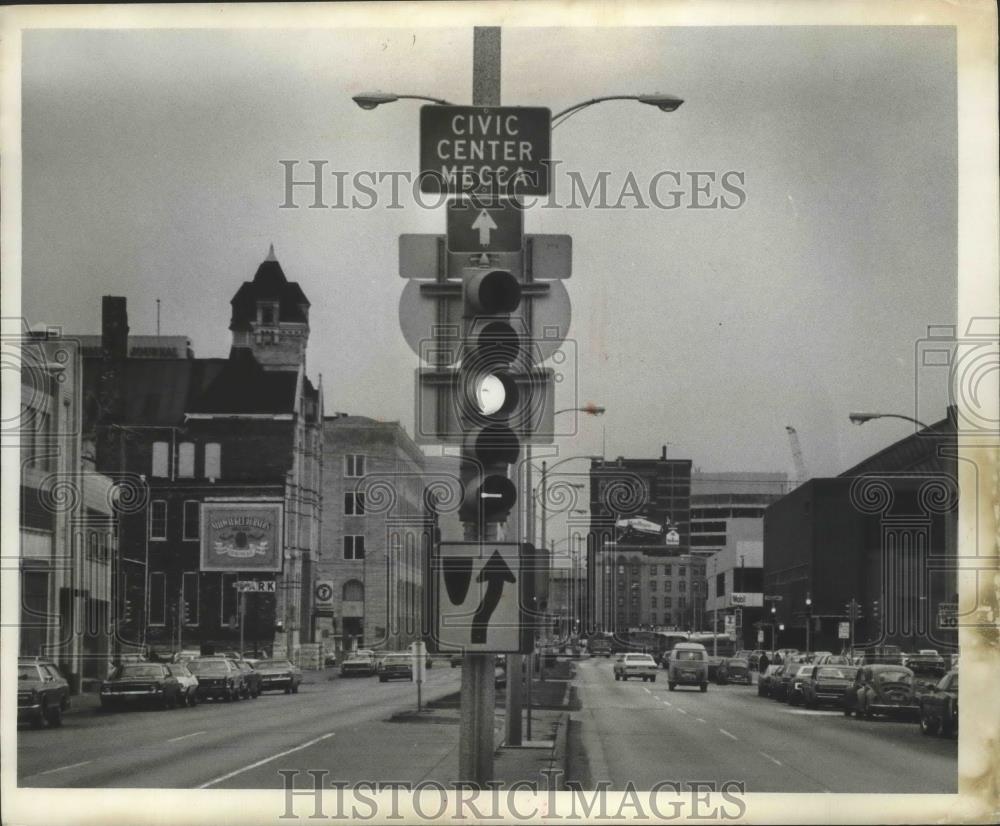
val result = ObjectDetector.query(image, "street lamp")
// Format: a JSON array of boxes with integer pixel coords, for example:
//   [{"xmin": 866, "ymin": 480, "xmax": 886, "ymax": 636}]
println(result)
[
  {"xmin": 351, "ymin": 92, "xmax": 455, "ymax": 109},
  {"xmin": 552, "ymin": 94, "xmax": 684, "ymax": 128},
  {"xmin": 848, "ymin": 412, "xmax": 930, "ymax": 429},
  {"xmin": 805, "ymin": 594, "xmax": 813, "ymax": 655}
]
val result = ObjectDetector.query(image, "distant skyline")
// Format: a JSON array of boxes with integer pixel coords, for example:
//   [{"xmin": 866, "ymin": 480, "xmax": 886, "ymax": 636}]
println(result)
[{"xmin": 19, "ymin": 25, "xmax": 959, "ymax": 480}]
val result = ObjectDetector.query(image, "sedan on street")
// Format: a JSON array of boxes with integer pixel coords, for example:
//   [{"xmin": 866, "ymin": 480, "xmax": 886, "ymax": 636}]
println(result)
[
  {"xmin": 800, "ymin": 665, "xmax": 856, "ymax": 709},
  {"xmin": 340, "ymin": 650, "xmax": 377, "ymax": 678},
  {"xmin": 255, "ymin": 659, "xmax": 302, "ymax": 694},
  {"xmin": 379, "ymin": 654, "xmax": 414, "ymax": 682},
  {"xmin": 719, "ymin": 658, "xmax": 752, "ymax": 685},
  {"xmin": 101, "ymin": 663, "xmax": 185, "ymax": 710},
  {"xmin": 613, "ymin": 653, "xmax": 659, "ymax": 682},
  {"xmin": 18, "ymin": 658, "xmax": 70, "ymax": 728},
  {"xmin": 788, "ymin": 665, "xmax": 817, "ymax": 706},
  {"xmin": 843, "ymin": 664, "xmax": 919, "ymax": 720},
  {"xmin": 187, "ymin": 658, "xmax": 245, "ymax": 702}
]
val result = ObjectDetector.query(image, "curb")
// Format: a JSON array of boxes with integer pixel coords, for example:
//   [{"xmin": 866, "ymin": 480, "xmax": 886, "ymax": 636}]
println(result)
[{"xmin": 544, "ymin": 711, "xmax": 570, "ymax": 790}]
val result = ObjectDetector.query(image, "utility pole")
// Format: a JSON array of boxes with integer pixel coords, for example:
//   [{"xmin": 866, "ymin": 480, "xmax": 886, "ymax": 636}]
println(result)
[{"xmin": 458, "ymin": 25, "xmax": 502, "ymax": 785}]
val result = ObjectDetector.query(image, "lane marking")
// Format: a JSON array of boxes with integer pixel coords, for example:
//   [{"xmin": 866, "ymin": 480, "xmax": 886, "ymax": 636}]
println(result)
[
  {"xmin": 36, "ymin": 760, "xmax": 92, "ymax": 776},
  {"xmin": 197, "ymin": 732, "xmax": 336, "ymax": 788},
  {"xmin": 643, "ymin": 686, "xmax": 651, "ymax": 694},
  {"xmin": 168, "ymin": 730, "xmax": 207, "ymax": 743},
  {"xmin": 719, "ymin": 728, "xmax": 738, "ymax": 740},
  {"xmin": 759, "ymin": 751, "xmax": 782, "ymax": 766},
  {"xmin": 696, "ymin": 717, "xmax": 707, "ymax": 723},
  {"xmin": 676, "ymin": 708, "xmax": 688, "ymax": 715}
]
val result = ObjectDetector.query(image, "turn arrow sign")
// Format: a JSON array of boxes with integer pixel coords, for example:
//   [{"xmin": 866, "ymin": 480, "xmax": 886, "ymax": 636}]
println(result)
[{"xmin": 471, "ymin": 209, "xmax": 498, "ymax": 246}]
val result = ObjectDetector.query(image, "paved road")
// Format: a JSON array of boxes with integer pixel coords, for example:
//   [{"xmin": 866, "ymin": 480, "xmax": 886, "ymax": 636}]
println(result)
[
  {"xmin": 18, "ymin": 667, "xmax": 464, "ymax": 789},
  {"xmin": 573, "ymin": 658, "xmax": 956, "ymax": 793}
]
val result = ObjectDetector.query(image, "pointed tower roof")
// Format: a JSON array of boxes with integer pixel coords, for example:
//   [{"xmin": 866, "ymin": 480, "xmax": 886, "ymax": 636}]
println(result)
[{"xmin": 229, "ymin": 246, "xmax": 311, "ymax": 331}]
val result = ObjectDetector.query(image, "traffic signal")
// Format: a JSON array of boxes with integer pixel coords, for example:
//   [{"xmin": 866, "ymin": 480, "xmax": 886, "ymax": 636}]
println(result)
[
  {"xmin": 123, "ymin": 600, "xmax": 133, "ymax": 625},
  {"xmin": 456, "ymin": 263, "xmax": 551, "ymax": 525},
  {"xmin": 182, "ymin": 599, "xmax": 191, "ymax": 625},
  {"xmin": 872, "ymin": 599, "xmax": 880, "ymax": 623}
]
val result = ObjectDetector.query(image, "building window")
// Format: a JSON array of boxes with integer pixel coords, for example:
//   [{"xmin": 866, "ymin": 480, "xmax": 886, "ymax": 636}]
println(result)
[
  {"xmin": 716, "ymin": 572, "xmax": 726, "ymax": 597},
  {"xmin": 663, "ymin": 565, "xmax": 672, "ymax": 576},
  {"xmin": 343, "ymin": 579, "xmax": 364, "ymax": 602},
  {"xmin": 649, "ymin": 565, "xmax": 657, "ymax": 576},
  {"xmin": 344, "ymin": 535, "xmax": 366, "ymax": 560},
  {"xmin": 664, "ymin": 581, "xmax": 672, "ymax": 592},
  {"xmin": 149, "ymin": 500, "xmax": 167, "ymax": 540},
  {"xmin": 679, "ymin": 597, "xmax": 687, "ymax": 609},
  {"xmin": 204, "ymin": 443, "xmax": 221, "ymax": 479},
  {"xmin": 664, "ymin": 597, "xmax": 672, "ymax": 608},
  {"xmin": 259, "ymin": 302, "xmax": 279, "ymax": 326},
  {"xmin": 345, "ymin": 455, "xmax": 366, "ymax": 477},
  {"xmin": 650, "ymin": 580, "xmax": 657, "ymax": 591},
  {"xmin": 152, "ymin": 442, "xmax": 169, "ymax": 477},
  {"xmin": 617, "ymin": 565, "xmax": 625, "ymax": 575},
  {"xmin": 178, "ymin": 442, "xmax": 195, "ymax": 478},
  {"xmin": 678, "ymin": 566, "xmax": 687, "ymax": 576},
  {"xmin": 149, "ymin": 572, "xmax": 166, "ymax": 626},
  {"xmin": 650, "ymin": 597, "xmax": 657, "ymax": 609},
  {"xmin": 344, "ymin": 491, "xmax": 366, "ymax": 516},
  {"xmin": 679, "ymin": 581, "xmax": 687, "ymax": 592},
  {"xmin": 183, "ymin": 501, "xmax": 200, "ymax": 541},
  {"xmin": 220, "ymin": 573, "xmax": 237, "ymax": 627},
  {"xmin": 182, "ymin": 572, "xmax": 199, "ymax": 626}
]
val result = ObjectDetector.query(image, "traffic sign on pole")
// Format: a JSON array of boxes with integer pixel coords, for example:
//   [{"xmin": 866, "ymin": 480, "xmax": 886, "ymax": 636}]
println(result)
[
  {"xmin": 419, "ymin": 106, "xmax": 552, "ymax": 196},
  {"xmin": 838, "ymin": 622, "xmax": 851, "ymax": 639},
  {"xmin": 447, "ymin": 200, "xmax": 523, "ymax": 253},
  {"xmin": 430, "ymin": 542, "xmax": 531, "ymax": 653}
]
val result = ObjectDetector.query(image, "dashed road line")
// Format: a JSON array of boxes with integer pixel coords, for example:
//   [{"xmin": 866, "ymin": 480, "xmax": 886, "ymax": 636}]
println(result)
[
  {"xmin": 642, "ymin": 686, "xmax": 651, "ymax": 694},
  {"xmin": 719, "ymin": 728, "xmax": 738, "ymax": 740},
  {"xmin": 168, "ymin": 730, "xmax": 207, "ymax": 743},
  {"xmin": 759, "ymin": 751, "xmax": 782, "ymax": 766},
  {"xmin": 696, "ymin": 717, "xmax": 707, "ymax": 723},
  {"xmin": 676, "ymin": 708, "xmax": 688, "ymax": 715},
  {"xmin": 36, "ymin": 760, "xmax": 92, "ymax": 776},
  {"xmin": 197, "ymin": 731, "xmax": 336, "ymax": 788}
]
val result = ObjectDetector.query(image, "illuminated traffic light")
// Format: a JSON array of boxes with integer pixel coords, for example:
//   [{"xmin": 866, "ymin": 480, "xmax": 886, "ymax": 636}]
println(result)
[{"xmin": 458, "ymin": 266, "xmax": 525, "ymax": 525}]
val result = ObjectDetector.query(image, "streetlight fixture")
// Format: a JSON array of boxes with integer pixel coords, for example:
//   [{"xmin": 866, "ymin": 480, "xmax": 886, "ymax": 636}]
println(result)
[
  {"xmin": 848, "ymin": 412, "xmax": 930, "ymax": 429},
  {"xmin": 351, "ymin": 92, "xmax": 455, "ymax": 109},
  {"xmin": 552, "ymin": 94, "xmax": 684, "ymax": 128},
  {"xmin": 805, "ymin": 594, "xmax": 813, "ymax": 655}
]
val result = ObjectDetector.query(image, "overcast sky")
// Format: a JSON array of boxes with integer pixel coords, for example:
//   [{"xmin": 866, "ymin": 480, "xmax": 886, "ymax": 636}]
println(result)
[{"xmin": 21, "ymin": 25, "xmax": 957, "ymax": 479}]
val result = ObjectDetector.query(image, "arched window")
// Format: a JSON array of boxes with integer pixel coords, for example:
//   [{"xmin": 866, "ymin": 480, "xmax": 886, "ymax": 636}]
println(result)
[{"xmin": 343, "ymin": 580, "xmax": 364, "ymax": 602}]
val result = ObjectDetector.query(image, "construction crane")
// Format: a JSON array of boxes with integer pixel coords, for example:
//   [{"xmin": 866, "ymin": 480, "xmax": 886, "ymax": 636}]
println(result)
[{"xmin": 785, "ymin": 426, "xmax": 808, "ymax": 487}]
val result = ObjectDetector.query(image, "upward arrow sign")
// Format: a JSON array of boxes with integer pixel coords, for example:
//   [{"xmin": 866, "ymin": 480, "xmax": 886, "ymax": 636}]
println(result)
[
  {"xmin": 471, "ymin": 209, "xmax": 498, "ymax": 246},
  {"xmin": 471, "ymin": 550, "xmax": 516, "ymax": 644}
]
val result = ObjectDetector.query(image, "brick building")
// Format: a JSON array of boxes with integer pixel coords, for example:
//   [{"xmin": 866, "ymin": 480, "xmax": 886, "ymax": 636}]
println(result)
[{"xmin": 81, "ymin": 248, "xmax": 323, "ymax": 663}]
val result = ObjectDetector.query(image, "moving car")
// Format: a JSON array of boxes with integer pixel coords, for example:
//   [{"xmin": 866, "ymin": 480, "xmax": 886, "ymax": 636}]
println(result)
[
  {"xmin": 843, "ymin": 664, "xmax": 918, "ymax": 719},
  {"xmin": 235, "ymin": 659, "xmax": 262, "ymax": 698},
  {"xmin": 589, "ymin": 638, "xmax": 613, "ymax": 658},
  {"xmin": 101, "ymin": 662, "xmax": 185, "ymax": 710},
  {"xmin": 18, "ymin": 658, "xmax": 70, "ymax": 728},
  {"xmin": 255, "ymin": 659, "xmax": 302, "ymax": 694},
  {"xmin": 800, "ymin": 664, "xmax": 856, "ymax": 709},
  {"xmin": 187, "ymin": 657, "xmax": 245, "ymax": 701},
  {"xmin": 787, "ymin": 665, "xmax": 817, "ymax": 706},
  {"xmin": 667, "ymin": 643, "xmax": 708, "ymax": 692},
  {"xmin": 166, "ymin": 662, "xmax": 200, "ymax": 706},
  {"xmin": 340, "ymin": 650, "xmax": 377, "ymax": 677},
  {"xmin": 757, "ymin": 664, "xmax": 785, "ymax": 698},
  {"xmin": 613, "ymin": 652, "xmax": 659, "ymax": 682},
  {"xmin": 379, "ymin": 654, "xmax": 415, "ymax": 682},
  {"xmin": 720, "ymin": 657, "xmax": 752, "ymax": 685},
  {"xmin": 918, "ymin": 668, "xmax": 958, "ymax": 737}
]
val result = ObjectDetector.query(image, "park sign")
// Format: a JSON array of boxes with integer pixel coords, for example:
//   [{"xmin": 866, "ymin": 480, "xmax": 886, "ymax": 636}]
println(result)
[
  {"xmin": 420, "ymin": 106, "xmax": 551, "ymax": 196},
  {"xmin": 201, "ymin": 501, "xmax": 283, "ymax": 572}
]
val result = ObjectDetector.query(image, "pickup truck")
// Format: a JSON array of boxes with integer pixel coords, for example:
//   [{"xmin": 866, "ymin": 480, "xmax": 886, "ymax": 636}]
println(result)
[{"xmin": 613, "ymin": 653, "xmax": 659, "ymax": 682}]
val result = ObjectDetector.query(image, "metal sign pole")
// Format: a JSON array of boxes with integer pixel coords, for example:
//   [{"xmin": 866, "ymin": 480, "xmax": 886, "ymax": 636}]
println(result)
[
  {"xmin": 239, "ymin": 589, "xmax": 245, "ymax": 657},
  {"xmin": 457, "ymin": 25, "xmax": 502, "ymax": 786}
]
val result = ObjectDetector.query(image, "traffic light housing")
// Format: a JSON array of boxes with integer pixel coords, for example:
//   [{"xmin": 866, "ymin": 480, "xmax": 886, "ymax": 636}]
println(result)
[
  {"xmin": 872, "ymin": 599, "xmax": 880, "ymax": 623},
  {"xmin": 458, "ymin": 266, "xmax": 526, "ymax": 525}
]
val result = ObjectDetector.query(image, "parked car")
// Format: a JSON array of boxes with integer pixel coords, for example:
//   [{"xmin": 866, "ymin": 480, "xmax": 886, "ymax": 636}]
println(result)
[
  {"xmin": 340, "ymin": 650, "xmax": 377, "ymax": 677},
  {"xmin": 18, "ymin": 658, "xmax": 70, "ymax": 728},
  {"xmin": 101, "ymin": 662, "xmax": 184, "ymax": 710},
  {"xmin": 323, "ymin": 652, "xmax": 338, "ymax": 668},
  {"xmin": 787, "ymin": 665, "xmax": 817, "ymax": 705},
  {"xmin": 171, "ymin": 649, "xmax": 203, "ymax": 664},
  {"xmin": 843, "ymin": 664, "xmax": 918, "ymax": 719},
  {"xmin": 379, "ymin": 654, "xmax": 414, "ymax": 682},
  {"xmin": 810, "ymin": 651, "xmax": 834, "ymax": 665},
  {"xmin": 234, "ymin": 660, "xmax": 261, "ymax": 698},
  {"xmin": 166, "ymin": 662, "xmax": 200, "ymax": 706},
  {"xmin": 255, "ymin": 658, "xmax": 302, "ymax": 694},
  {"xmin": 757, "ymin": 664, "xmax": 785, "ymax": 698},
  {"xmin": 187, "ymin": 657, "xmax": 245, "ymax": 701},
  {"xmin": 719, "ymin": 657, "xmax": 752, "ymax": 685},
  {"xmin": 667, "ymin": 643, "xmax": 709, "ymax": 692},
  {"xmin": 613, "ymin": 652, "xmax": 659, "ymax": 682},
  {"xmin": 918, "ymin": 669, "xmax": 958, "ymax": 737},
  {"xmin": 905, "ymin": 650, "xmax": 947, "ymax": 679},
  {"xmin": 800, "ymin": 664, "xmax": 856, "ymax": 709}
]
